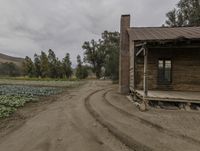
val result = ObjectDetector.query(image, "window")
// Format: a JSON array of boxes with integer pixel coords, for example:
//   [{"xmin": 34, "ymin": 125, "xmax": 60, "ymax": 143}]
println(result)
[{"xmin": 158, "ymin": 59, "xmax": 172, "ymax": 84}]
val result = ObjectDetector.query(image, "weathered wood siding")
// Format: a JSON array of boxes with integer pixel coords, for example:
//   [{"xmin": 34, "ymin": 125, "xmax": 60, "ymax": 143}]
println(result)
[{"xmin": 134, "ymin": 47, "xmax": 200, "ymax": 91}]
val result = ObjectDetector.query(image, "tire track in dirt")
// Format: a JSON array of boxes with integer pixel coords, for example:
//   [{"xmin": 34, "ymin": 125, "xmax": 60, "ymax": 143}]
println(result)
[
  {"xmin": 84, "ymin": 89, "xmax": 152, "ymax": 151},
  {"xmin": 103, "ymin": 90, "xmax": 200, "ymax": 147}
]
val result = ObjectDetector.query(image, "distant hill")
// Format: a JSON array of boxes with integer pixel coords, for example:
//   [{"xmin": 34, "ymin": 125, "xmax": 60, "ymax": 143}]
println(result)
[{"xmin": 0, "ymin": 53, "xmax": 24, "ymax": 67}]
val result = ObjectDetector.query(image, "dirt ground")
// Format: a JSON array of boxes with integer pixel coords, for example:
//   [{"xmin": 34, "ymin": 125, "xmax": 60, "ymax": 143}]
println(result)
[{"xmin": 0, "ymin": 81, "xmax": 200, "ymax": 151}]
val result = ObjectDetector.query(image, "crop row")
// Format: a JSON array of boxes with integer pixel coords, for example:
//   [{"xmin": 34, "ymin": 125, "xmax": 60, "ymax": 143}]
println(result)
[
  {"xmin": 0, "ymin": 85, "xmax": 63, "ymax": 96},
  {"xmin": 0, "ymin": 85, "xmax": 63, "ymax": 118}
]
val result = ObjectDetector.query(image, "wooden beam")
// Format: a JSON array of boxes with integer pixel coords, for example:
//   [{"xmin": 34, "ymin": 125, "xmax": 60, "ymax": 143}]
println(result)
[
  {"xmin": 136, "ymin": 47, "xmax": 144, "ymax": 56},
  {"xmin": 135, "ymin": 43, "xmax": 143, "ymax": 47},
  {"xmin": 146, "ymin": 97, "xmax": 200, "ymax": 104},
  {"xmin": 147, "ymin": 45, "xmax": 200, "ymax": 49},
  {"xmin": 135, "ymin": 42, "xmax": 146, "ymax": 47},
  {"xmin": 143, "ymin": 48, "xmax": 148, "ymax": 97}
]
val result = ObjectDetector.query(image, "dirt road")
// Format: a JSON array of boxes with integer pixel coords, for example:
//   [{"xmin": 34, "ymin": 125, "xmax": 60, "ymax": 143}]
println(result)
[{"xmin": 0, "ymin": 81, "xmax": 200, "ymax": 151}]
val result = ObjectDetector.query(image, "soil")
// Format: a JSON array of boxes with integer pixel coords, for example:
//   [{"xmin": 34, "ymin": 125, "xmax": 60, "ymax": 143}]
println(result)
[{"xmin": 0, "ymin": 81, "xmax": 200, "ymax": 151}]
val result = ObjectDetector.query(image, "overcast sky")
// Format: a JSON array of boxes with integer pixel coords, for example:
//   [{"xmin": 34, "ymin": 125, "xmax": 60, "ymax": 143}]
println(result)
[{"xmin": 0, "ymin": 0, "xmax": 179, "ymax": 65}]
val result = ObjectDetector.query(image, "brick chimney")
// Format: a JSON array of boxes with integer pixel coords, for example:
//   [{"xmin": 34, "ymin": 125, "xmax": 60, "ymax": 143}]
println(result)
[{"xmin": 119, "ymin": 15, "xmax": 130, "ymax": 94}]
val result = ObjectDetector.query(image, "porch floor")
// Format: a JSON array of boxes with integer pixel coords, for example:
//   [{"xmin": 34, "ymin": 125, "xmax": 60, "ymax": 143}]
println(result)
[{"xmin": 136, "ymin": 90, "xmax": 200, "ymax": 104}]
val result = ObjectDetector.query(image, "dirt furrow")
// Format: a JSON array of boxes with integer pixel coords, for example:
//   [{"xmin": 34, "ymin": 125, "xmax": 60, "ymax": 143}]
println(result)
[
  {"xmin": 86, "ymin": 87, "xmax": 200, "ymax": 151},
  {"xmin": 85, "ymin": 89, "xmax": 152, "ymax": 151},
  {"xmin": 103, "ymin": 90, "xmax": 200, "ymax": 146}
]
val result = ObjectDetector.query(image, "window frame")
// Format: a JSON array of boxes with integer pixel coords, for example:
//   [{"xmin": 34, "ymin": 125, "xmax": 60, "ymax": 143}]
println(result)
[{"xmin": 157, "ymin": 58, "xmax": 172, "ymax": 85}]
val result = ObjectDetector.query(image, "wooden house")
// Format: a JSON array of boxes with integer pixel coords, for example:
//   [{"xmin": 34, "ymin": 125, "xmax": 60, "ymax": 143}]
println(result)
[{"xmin": 119, "ymin": 15, "xmax": 200, "ymax": 108}]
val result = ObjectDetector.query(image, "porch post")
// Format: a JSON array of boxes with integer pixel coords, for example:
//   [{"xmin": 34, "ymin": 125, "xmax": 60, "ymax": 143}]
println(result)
[{"xmin": 143, "ymin": 47, "xmax": 148, "ymax": 97}]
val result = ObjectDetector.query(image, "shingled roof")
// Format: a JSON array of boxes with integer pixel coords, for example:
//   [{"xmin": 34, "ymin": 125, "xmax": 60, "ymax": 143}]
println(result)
[{"xmin": 128, "ymin": 26, "xmax": 200, "ymax": 42}]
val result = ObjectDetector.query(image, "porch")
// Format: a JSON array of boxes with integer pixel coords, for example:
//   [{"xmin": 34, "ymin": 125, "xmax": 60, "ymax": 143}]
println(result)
[{"xmin": 135, "ymin": 90, "xmax": 200, "ymax": 104}]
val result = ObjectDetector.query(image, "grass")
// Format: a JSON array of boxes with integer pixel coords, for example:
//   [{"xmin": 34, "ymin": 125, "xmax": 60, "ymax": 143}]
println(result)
[
  {"xmin": 0, "ymin": 77, "xmax": 85, "ymax": 88},
  {"xmin": 0, "ymin": 76, "xmax": 79, "ymax": 81}
]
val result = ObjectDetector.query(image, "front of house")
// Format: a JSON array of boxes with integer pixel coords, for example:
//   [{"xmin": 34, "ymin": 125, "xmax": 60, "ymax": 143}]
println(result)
[{"xmin": 119, "ymin": 15, "xmax": 200, "ymax": 106}]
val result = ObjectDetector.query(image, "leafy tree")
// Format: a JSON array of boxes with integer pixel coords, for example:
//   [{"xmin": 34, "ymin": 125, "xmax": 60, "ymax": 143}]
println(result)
[
  {"xmin": 82, "ymin": 39, "xmax": 106, "ymax": 78},
  {"xmin": 62, "ymin": 53, "xmax": 73, "ymax": 79},
  {"xmin": 48, "ymin": 49, "xmax": 57, "ymax": 78},
  {"xmin": 77, "ymin": 55, "xmax": 82, "ymax": 67},
  {"xmin": 76, "ymin": 55, "xmax": 82, "ymax": 79},
  {"xmin": 0, "ymin": 62, "xmax": 21, "ymax": 77},
  {"xmin": 8, "ymin": 63, "xmax": 21, "ymax": 76},
  {"xmin": 34, "ymin": 53, "xmax": 41, "ymax": 78},
  {"xmin": 40, "ymin": 51, "xmax": 49, "ymax": 78},
  {"xmin": 76, "ymin": 55, "xmax": 88, "ymax": 79},
  {"xmin": 80, "ymin": 66, "xmax": 89, "ymax": 79},
  {"xmin": 55, "ymin": 58, "xmax": 64, "ymax": 78},
  {"xmin": 102, "ymin": 31, "xmax": 120, "ymax": 81},
  {"xmin": 22, "ymin": 56, "xmax": 35, "ymax": 77},
  {"xmin": 82, "ymin": 31, "xmax": 120, "ymax": 81},
  {"xmin": 166, "ymin": 9, "xmax": 179, "ymax": 27},
  {"xmin": 166, "ymin": 0, "xmax": 200, "ymax": 27},
  {"xmin": 24, "ymin": 50, "xmax": 74, "ymax": 79}
]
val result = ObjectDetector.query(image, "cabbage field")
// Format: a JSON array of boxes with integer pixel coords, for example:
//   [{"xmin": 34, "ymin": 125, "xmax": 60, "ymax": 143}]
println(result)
[{"xmin": 0, "ymin": 85, "xmax": 63, "ymax": 118}]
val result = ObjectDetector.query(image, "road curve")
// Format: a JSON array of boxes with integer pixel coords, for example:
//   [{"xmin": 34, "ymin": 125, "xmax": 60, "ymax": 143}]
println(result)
[
  {"xmin": 85, "ymin": 87, "xmax": 200, "ymax": 151},
  {"xmin": 0, "ymin": 80, "xmax": 200, "ymax": 151},
  {"xmin": 0, "ymin": 81, "xmax": 132, "ymax": 151}
]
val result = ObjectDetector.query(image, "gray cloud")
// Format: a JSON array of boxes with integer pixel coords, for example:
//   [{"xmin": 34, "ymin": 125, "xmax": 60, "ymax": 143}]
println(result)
[{"xmin": 0, "ymin": 0, "xmax": 179, "ymax": 64}]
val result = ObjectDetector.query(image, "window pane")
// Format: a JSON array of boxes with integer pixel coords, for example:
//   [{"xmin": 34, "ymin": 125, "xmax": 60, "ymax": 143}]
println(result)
[
  {"xmin": 158, "ymin": 60, "xmax": 164, "ymax": 68},
  {"xmin": 164, "ymin": 60, "xmax": 171, "ymax": 82},
  {"xmin": 165, "ymin": 69, "xmax": 171, "ymax": 82},
  {"xmin": 158, "ymin": 59, "xmax": 172, "ymax": 84},
  {"xmin": 158, "ymin": 60, "xmax": 164, "ymax": 82},
  {"xmin": 165, "ymin": 60, "xmax": 171, "ymax": 69}
]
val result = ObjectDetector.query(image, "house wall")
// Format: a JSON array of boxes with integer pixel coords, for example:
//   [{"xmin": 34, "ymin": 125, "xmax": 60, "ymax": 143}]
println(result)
[{"xmin": 134, "ymin": 47, "xmax": 200, "ymax": 91}]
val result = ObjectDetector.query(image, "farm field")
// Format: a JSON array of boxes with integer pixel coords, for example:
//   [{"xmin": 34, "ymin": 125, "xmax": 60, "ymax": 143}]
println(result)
[
  {"xmin": 0, "ymin": 79, "xmax": 84, "ymax": 118},
  {"xmin": 0, "ymin": 85, "xmax": 63, "ymax": 118}
]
